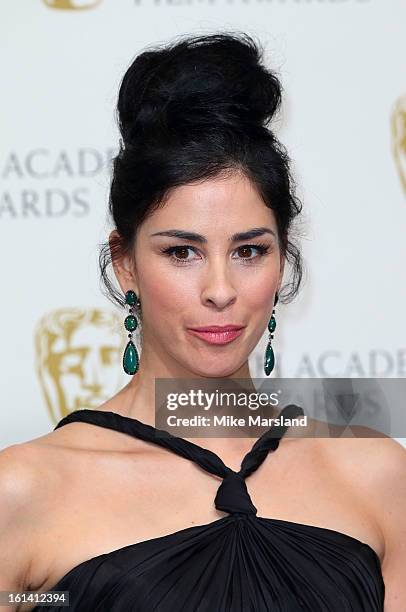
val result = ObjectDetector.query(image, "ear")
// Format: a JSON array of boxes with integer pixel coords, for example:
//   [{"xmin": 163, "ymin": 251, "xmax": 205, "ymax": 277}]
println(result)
[{"xmin": 109, "ymin": 230, "xmax": 139, "ymax": 297}]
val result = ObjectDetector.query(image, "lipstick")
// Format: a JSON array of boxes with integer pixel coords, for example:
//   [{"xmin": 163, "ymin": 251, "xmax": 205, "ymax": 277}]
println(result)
[{"xmin": 187, "ymin": 325, "xmax": 245, "ymax": 345}]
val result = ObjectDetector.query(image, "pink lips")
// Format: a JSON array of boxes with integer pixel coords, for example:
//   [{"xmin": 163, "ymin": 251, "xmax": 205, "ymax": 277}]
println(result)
[{"xmin": 187, "ymin": 325, "xmax": 245, "ymax": 345}]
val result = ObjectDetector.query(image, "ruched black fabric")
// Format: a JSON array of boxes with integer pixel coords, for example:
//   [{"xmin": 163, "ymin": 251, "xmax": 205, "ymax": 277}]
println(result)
[{"xmin": 33, "ymin": 404, "xmax": 385, "ymax": 611}]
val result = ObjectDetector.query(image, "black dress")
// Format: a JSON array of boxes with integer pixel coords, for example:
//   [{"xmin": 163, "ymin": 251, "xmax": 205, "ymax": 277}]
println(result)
[{"xmin": 32, "ymin": 404, "xmax": 385, "ymax": 611}]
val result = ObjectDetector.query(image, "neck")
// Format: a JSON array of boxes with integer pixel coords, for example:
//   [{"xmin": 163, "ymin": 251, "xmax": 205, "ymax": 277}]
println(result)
[{"xmin": 100, "ymin": 347, "xmax": 270, "ymax": 465}]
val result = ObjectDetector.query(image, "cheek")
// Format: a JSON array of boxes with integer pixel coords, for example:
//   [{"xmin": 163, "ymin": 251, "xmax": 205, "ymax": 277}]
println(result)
[
  {"xmin": 240, "ymin": 271, "xmax": 278, "ymax": 311},
  {"xmin": 245, "ymin": 284, "xmax": 274, "ymax": 308},
  {"xmin": 139, "ymin": 261, "xmax": 197, "ymax": 316}
]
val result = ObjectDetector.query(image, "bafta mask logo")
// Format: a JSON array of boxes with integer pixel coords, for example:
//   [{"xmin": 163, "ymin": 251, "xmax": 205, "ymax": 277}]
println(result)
[
  {"xmin": 35, "ymin": 308, "xmax": 126, "ymax": 424},
  {"xmin": 391, "ymin": 94, "xmax": 406, "ymax": 196},
  {"xmin": 43, "ymin": 0, "xmax": 102, "ymax": 10}
]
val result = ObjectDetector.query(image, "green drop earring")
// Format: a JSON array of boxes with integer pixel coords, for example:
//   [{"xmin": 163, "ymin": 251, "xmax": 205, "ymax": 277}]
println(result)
[
  {"xmin": 264, "ymin": 292, "xmax": 278, "ymax": 376},
  {"xmin": 123, "ymin": 289, "xmax": 140, "ymax": 375}
]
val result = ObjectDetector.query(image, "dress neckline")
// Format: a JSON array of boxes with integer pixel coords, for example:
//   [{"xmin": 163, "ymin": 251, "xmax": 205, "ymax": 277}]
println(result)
[
  {"xmin": 54, "ymin": 403, "xmax": 304, "ymax": 479},
  {"xmin": 54, "ymin": 403, "xmax": 305, "ymax": 517},
  {"xmin": 43, "ymin": 515, "xmax": 383, "ymax": 597}
]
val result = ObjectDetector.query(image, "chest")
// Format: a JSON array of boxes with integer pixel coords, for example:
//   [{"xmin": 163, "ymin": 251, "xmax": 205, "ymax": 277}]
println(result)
[{"xmin": 31, "ymin": 439, "xmax": 382, "ymax": 594}]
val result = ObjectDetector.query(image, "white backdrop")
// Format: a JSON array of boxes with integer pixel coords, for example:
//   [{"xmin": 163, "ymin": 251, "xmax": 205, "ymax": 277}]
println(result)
[{"xmin": 0, "ymin": 0, "xmax": 405, "ymax": 448}]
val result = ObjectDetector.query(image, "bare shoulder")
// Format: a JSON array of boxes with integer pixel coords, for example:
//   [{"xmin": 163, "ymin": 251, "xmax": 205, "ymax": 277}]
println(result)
[
  {"xmin": 0, "ymin": 438, "xmax": 68, "ymax": 491},
  {"xmin": 317, "ymin": 429, "xmax": 406, "ymax": 604},
  {"xmin": 317, "ymin": 428, "xmax": 406, "ymax": 493},
  {"xmin": 0, "ymin": 426, "xmax": 107, "ymax": 510},
  {"xmin": 0, "ymin": 441, "xmax": 56, "ymax": 516},
  {"xmin": 0, "ymin": 443, "xmax": 52, "ymax": 599},
  {"xmin": 0, "ymin": 436, "xmax": 66, "ymax": 495},
  {"xmin": 0, "ymin": 440, "xmax": 66, "ymax": 512},
  {"xmin": 334, "ymin": 431, "xmax": 406, "ymax": 609}
]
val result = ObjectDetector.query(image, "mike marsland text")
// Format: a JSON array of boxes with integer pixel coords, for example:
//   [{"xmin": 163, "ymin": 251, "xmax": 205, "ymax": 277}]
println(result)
[{"xmin": 166, "ymin": 414, "xmax": 308, "ymax": 428}]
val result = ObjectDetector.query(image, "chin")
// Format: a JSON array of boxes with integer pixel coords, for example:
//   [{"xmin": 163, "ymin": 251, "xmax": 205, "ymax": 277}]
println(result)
[{"xmin": 191, "ymin": 365, "xmax": 239, "ymax": 378}]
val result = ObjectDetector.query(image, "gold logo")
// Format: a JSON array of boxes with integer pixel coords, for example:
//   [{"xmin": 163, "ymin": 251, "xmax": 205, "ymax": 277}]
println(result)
[
  {"xmin": 34, "ymin": 308, "xmax": 126, "ymax": 423},
  {"xmin": 391, "ymin": 94, "xmax": 406, "ymax": 196},
  {"xmin": 43, "ymin": 0, "xmax": 102, "ymax": 10}
]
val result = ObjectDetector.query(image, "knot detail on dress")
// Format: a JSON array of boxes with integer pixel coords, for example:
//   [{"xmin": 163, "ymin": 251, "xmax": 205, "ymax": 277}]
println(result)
[{"xmin": 214, "ymin": 470, "xmax": 257, "ymax": 516}]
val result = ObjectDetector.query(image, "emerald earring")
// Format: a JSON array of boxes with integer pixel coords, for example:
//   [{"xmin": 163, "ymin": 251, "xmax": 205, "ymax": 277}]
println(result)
[
  {"xmin": 123, "ymin": 289, "xmax": 140, "ymax": 375},
  {"xmin": 264, "ymin": 292, "xmax": 278, "ymax": 376}
]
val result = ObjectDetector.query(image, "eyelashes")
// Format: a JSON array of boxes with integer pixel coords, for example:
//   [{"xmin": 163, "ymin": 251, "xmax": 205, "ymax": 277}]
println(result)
[{"xmin": 159, "ymin": 243, "xmax": 272, "ymax": 266}]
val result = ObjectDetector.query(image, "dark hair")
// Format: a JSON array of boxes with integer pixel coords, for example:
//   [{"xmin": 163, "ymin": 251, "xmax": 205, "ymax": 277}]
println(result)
[{"xmin": 99, "ymin": 31, "xmax": 304, "ymax": 313}]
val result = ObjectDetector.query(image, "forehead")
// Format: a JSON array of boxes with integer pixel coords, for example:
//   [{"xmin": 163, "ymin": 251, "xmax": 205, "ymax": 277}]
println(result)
[{"xmin": 141, "ymin": 171, "xmax": 276, "ymax": 235}]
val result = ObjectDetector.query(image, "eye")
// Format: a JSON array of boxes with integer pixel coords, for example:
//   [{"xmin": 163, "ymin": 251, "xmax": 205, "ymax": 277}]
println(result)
[
  {"xmin": 160, "ymin": 243, "xmax": 271, "ymax": 266},
  {"xmin": 160, "ymin": 245, "xmax": 200, "ymax": 265},
  {"xmin": 233, "ymin": 243, "xmax": 270, "ymax": 263}
]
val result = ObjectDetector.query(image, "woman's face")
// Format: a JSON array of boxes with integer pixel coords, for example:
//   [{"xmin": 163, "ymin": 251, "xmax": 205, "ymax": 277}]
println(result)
[{"xmin": 114, "ymin": 170, "xmax": 284, "ymax": 378}]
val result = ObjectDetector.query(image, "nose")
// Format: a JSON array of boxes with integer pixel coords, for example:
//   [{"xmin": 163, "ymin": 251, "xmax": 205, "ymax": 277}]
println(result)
[{"xmin": 201, "ymin": 255, "xmax": 238, "ymax": 309}]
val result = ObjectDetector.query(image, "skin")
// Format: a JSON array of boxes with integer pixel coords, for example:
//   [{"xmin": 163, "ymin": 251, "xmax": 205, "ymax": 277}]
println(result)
[{"xmin": 0, "ymin": 169, "xmax": 405, "ymax": 610}]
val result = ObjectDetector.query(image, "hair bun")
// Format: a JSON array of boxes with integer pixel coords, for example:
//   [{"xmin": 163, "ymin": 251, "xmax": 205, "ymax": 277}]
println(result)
[{"xmin": 117, "ymin": 33, "xmax": 282, "ymax": 143}]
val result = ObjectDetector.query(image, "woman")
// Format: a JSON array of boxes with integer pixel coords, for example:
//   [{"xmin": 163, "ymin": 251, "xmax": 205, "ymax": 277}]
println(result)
[{"xmin": 1, "ymin": 32, "xmax": 405, "ymax": 612}]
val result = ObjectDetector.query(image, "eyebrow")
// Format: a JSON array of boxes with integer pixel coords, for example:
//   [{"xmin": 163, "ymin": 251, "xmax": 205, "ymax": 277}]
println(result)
[{"xmin": 150, "ymin": 227, "xmax": 276, "ymax": 243}]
